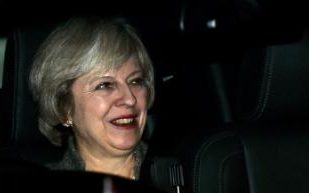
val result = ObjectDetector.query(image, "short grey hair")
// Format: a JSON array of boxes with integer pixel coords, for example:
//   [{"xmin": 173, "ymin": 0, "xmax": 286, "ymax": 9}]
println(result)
[{"xmin": 29, "ymin": 17, "xmax": 154, "ymax": 146}]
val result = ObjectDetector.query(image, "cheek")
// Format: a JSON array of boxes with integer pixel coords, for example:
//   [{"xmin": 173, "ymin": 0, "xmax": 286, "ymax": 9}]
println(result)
[
  {"xmin": 135, "ymin": 89, "xmax": 148, "ymax": 108},
  {"xmin": 72, "ymin": 95, "xmax": 111, "ymax": 124},
  {"xmin": 71, "ymin": 98, "xmax": 89, "ymax": 127},
  {"xmin": 137, "ymin": 90, "xmax": 148, "ymax": 125}
]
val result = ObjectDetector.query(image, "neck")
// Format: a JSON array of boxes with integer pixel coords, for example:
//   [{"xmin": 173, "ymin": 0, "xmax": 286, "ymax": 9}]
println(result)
[
  {"xmin": 79, "ymin": 146, "xmax": 136, "ymax": 179},
  {"xmin": 87, "ymin": 153, "xmax": 135, "ymax": 179}
]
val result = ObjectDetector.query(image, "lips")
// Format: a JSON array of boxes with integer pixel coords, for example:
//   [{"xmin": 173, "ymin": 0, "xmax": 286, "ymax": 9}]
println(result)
[{"xmin": 110, "ymin": 114, "xmax": 138, "ymax": 129}]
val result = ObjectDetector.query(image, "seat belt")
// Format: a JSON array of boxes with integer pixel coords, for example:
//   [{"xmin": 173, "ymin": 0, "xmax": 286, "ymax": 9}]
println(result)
[{"xmin": 149, "ymin": 157, "xmax": 185, "ymax": 193}]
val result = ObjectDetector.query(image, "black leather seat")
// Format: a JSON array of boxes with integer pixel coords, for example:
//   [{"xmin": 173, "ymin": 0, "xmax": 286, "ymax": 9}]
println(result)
[
  {"xmin": 176, "ymin": 28, "xmax": 309, "ymax": 193},
  {"xmin": 233, "ymin": 29, "xmax": 309, "ymax": 193},
  {"xmin": 0, "ymin": 24, "xmax": 66, "ymax": 164}
]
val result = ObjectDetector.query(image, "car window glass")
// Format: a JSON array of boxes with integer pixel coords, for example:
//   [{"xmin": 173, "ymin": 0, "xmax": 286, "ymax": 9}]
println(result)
[{"xmin": 0, "ymin": 37, "xmax": 7, "ymax": 89}]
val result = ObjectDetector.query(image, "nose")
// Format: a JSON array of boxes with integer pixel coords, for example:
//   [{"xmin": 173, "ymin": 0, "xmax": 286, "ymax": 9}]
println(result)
[{"xmin": 115, "ymin": 84, "xmax": 137, "ymax": 107}]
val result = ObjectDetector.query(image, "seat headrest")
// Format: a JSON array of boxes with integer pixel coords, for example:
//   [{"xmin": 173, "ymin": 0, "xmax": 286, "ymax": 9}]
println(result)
[
  {"xmin": 10, "ymin": 26, "xmax": 55, "ymax": 147},
  {"xmin": 235, "ymin": 29, "xmax": 309, "ymax": 122}
]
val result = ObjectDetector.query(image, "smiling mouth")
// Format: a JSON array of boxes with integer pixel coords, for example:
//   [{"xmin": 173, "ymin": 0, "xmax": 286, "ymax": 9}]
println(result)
[{"xmin": 110, "ymin": 116, "xmax": 138, "ymax": 129}]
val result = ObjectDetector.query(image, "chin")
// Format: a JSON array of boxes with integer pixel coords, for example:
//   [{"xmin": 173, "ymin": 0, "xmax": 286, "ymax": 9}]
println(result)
[{"xmin": 112, "ymin": 139, "xmax": 139, "ymax": 151}]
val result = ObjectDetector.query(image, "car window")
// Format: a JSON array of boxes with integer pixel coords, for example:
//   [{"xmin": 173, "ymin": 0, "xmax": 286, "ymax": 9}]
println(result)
[{"xmin": 0, "ymin": 37, "xmax": 7, "ymax": 89}]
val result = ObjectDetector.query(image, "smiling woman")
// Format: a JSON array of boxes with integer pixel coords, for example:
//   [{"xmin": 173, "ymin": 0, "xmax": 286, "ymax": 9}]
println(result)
[{"xmin": 28, "ymin": 16, "xmax": 154, "ymax": 180}]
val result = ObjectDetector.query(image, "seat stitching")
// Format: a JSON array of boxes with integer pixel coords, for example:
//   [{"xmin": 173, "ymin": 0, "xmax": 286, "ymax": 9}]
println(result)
[
  {"xmin": 218, "ymin": 151, "xmax": 243, "ymax": 193},
  {"xmin": 193, "ymin": 132, "xmax": 238, "ymax": 193}
]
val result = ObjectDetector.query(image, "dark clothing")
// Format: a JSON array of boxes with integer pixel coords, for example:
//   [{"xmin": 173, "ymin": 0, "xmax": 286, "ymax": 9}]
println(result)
[
  {"xmin": 45, "ymin": 136, "xmax": 84, "ymax": 170},
  {"xmin": 1, "ymin": 138, "xmax": 172, "ymax": 193},
  {"xmin": 45, "ymin": 135, "xmax": 148, "ymax": 180}
]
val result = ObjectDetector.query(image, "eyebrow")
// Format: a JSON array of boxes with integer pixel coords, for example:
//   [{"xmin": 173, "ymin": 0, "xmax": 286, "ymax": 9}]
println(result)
[
  {"xmin": 87, "ymin": 70, "xmax": 143, "ymax": 85},
  {"xmin": 127, "ymin": 70, "xmax": 144, "ymax": 79}
]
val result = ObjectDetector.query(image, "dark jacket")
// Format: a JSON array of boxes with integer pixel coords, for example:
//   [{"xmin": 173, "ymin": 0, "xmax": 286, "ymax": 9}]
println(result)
[{"xmin": 45, "ymin": 135, "xmax": 148, "ymax": 180}]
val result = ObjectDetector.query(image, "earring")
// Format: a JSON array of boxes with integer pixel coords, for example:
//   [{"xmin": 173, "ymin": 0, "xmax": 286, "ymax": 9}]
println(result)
[{"xmin": 63, "ymin": 119, "xmax": 73, "ymax": 127}]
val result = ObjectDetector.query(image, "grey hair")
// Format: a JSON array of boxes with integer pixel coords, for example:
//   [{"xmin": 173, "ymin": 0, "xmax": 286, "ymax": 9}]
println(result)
[{"xmin": 29, "ymin": 17, "xmax": 154, "ymax": 146}]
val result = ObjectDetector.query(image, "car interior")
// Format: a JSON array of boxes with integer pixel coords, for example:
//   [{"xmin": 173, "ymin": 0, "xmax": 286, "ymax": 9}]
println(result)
[{"xmin": 1, "ymin": 0, "xmax": 309, "ymax": 193}]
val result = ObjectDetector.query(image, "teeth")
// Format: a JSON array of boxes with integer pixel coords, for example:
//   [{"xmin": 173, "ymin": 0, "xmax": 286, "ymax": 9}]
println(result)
[{"xmin": 113, "ymin": 118, "xmax": 134, "ymax": 125}]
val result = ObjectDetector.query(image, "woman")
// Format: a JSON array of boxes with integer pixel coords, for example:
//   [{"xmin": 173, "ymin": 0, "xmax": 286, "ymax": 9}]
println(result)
[{"xmin": 29, "ymin": 16, "xmax": 155, "ymax": 180}]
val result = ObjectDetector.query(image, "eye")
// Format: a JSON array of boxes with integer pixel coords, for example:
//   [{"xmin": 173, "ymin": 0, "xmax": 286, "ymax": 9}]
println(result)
[
  {"xmin": 130, "ymin": 77, "xmax": 146, "ymax": 86},
  {"xmin": 95, "ymin": 81, "xmax": 115, "ymax": 90}
]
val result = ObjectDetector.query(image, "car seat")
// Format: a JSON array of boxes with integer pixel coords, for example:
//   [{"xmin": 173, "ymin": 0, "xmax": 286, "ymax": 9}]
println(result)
[
  {"xmin": 175, "ymin": 27, "xmax": 309, "ymax": 193},
  {"xmin": 0, "ymin": 23, "xmax": 66, "ymax": 162},
  {"xmin": 232, "ymin": 28, "xmax": 309, "ymax": 193}
]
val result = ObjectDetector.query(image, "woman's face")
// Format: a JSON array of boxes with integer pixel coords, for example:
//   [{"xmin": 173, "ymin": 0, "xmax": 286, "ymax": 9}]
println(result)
[{"xmin": 70, "ymin": 57, "xmax": 148, "ymax": 158}]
